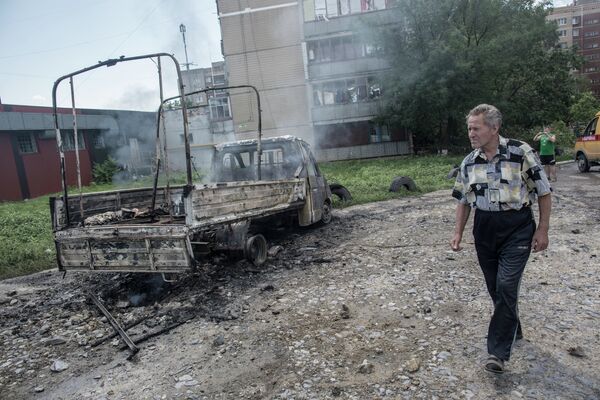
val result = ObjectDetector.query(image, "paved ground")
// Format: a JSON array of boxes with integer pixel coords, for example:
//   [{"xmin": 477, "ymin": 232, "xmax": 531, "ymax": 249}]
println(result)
[{"xmin": 0, "ymin": 161, "xmax": 599, "ymax": 400}]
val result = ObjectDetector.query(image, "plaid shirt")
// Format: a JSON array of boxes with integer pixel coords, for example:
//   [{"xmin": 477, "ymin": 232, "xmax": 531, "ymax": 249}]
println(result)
[{"xmin": 452, "ymin": 136, "xmax": 552, "ymax": 211}]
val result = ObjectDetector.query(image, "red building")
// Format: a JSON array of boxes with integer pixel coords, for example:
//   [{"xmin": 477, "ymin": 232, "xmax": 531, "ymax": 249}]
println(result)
[{"xmin": 0, "ymin": 104, "xmax": 155, "ymax": 201}]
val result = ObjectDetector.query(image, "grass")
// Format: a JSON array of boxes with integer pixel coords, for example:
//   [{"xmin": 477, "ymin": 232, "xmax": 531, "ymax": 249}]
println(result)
[
  {"xmin": 0, "ymin": 156, "xmax": 461, "ymax": 280},
  {"xmin": 320, "ymin": 155, "xmax": 462, "ymax": 207}
]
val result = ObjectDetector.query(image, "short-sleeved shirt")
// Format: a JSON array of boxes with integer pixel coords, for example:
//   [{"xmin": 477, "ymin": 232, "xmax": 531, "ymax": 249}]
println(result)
[
  {"xmin": 539, "ymin": 135, "xmax": 555, "ymax": 156},
  {"xmin": 452, "ymin": 136, "xmax": 552, "ymax": 211}
]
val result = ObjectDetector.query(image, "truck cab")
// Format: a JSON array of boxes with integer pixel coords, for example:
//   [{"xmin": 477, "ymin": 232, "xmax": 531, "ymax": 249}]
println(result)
[{"xmin": 575, "ymin": 111, "xmax": 600, "ymax": 172}]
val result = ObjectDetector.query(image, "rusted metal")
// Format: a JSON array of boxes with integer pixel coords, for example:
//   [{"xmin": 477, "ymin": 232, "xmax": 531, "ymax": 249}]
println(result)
[
  {"xmin": 52, "ymin": 53, "xmax": 185, "ymax": 228},
  {"xmin": 89, "ymin": 293, "xmax": 139, "ymax": 357},
  {"xmin": 69, "ymin": 77, "xmax": 85, "ymax": 221}
]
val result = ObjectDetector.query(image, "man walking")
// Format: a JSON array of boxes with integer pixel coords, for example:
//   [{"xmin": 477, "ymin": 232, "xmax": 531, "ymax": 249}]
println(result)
[{"xmin": 450, "ymin": 104, "xmax": 552, "ymax": 374}]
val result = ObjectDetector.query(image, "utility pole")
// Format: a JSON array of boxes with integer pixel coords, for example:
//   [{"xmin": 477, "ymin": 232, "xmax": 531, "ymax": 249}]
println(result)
[{"xmin": 179, "ymin": 23, "xmax": 191, "ymax": 71}]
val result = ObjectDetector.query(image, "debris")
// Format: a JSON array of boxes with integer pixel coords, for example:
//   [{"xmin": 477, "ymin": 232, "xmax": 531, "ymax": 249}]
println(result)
[
  {"xmin": 340, "ymin": 304, "xmax": 350, "ymax": 319},
  {"xmin": 268, "ymin": 246, "xmax": 284, "ymax": 257},
  {"xmin": 50, "ymin": 360, "xmax": 69, "ymax": 372},
  {"xmin": 89, "ymin": 293, "xmax": 139, "ymax": 358},
  {"xmin": 406, "ymin": 358, "xmax": 421, "ymax": 373},
  {"xmin": 43, "ymin": 336, "xmax": 67, "ymax": 346},
  {"xmin": 358, "ymin": 359, "xmax": 374, "ymax": 374},
  {"xmin": 567, "ymin": 346, "xmax": 586, "ymax": 358},
  {"xmin": 34, "ymin": 386, "xmax": 45, "ymax": 393},
  {"xmin": 213, "ymin": 334, "xmax": 225, "ymax": 347}
]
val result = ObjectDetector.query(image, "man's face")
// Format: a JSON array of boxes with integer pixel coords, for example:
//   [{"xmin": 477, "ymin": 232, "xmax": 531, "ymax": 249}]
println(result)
[{"xmin": 467, "ymin": 114, "xmax": 498, "ymax": 150}]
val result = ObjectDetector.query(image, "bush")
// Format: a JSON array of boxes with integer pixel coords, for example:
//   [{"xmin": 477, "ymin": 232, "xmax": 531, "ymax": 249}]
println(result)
[{"xmin": 92, "ymin": 158, "xmax": 120, "ymax": 184}]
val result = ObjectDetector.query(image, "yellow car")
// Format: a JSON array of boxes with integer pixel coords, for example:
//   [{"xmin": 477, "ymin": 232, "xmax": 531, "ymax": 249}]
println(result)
[{"xmin": 575, "ymin": 111, "xmax": 600, "ymax": 172}]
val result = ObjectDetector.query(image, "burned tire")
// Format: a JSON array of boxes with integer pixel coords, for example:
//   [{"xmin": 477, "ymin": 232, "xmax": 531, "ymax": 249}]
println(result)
[
  {"xmin": 329, "ymin": 183, "xmax": 352, "ymax": 202},
  {"xmin": 389, "ymin": 176, "xmax": 417, "ymax": 192},
  {"xmin": 244, "ymin": 234, "xmax": 268, "ymax": 266},
  {"xmin": 321, "ymin": 201, "xmax": 332, "ymax": 225}
]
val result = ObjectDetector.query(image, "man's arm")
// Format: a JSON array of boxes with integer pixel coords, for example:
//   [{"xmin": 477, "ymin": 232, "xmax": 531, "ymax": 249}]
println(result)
[
  {"xmin": 532, "ymin": 193, "xmax": 551, "ymax": 252},
  {"xmin": 451, "ymin": 203, "xmax": 471, "ymax": 251},
  {"xmin": 549, "ymin": 134, "xmax": 556, "ymax": 143},
  {"xmin": 533, "ymin": 132, "xmax": 543, "ymax": 141}
]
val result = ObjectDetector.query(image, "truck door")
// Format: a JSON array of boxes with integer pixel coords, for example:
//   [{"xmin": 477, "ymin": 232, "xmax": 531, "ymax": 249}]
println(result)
[
  {"xmin": 300, "ymin": 143, "xmax": 326, "ymax": 224},
  {"xmin": 580, "ymin": 116, "xmax": 600, "ymax": 160}
]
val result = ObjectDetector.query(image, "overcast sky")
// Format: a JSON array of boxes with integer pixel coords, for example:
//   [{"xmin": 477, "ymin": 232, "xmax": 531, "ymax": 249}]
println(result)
[
  {"xmin": 0, "ymin": 0, "xmax": 222, "ymax": 111},
  {"xmin": 0, "ymin": 0, "xmax": 574, "ymax": 111}
]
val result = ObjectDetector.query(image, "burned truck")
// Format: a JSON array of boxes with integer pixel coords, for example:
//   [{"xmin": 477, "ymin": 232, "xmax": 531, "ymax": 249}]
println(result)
[{"xmin": 49, "ymin": 53, "xmax": 332, "ymax": 275}]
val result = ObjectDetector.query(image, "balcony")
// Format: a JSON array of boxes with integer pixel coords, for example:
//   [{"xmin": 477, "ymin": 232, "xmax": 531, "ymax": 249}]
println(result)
[
  {"xmin": 311, "ymin": 100, "xmax": 383, "ymax": 124},
  {"xmin": 308, "ymin": 57, "xmax": 389, "ymax": 80},
  {"xmin": 304, "ymin": 9, "xmax": 401, "ymax": 39}
]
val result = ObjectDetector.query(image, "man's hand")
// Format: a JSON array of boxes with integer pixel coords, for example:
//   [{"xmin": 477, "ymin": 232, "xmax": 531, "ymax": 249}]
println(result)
[
  {"xmin": 450, "ymin": 232, "xmax": 463, "ymax": 251},
  {"xmin": 532, "ymin": 228, "xmax": 549, "ymax": 252}
]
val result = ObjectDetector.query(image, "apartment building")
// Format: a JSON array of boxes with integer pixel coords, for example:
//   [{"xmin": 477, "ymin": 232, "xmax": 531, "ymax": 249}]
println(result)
[
  {"xmin": 165, "ymin": 61, "xmax": 235, "ymax": 171},
  {"xmin": 216, "ymin": 0, "xmax": 412, "ymax": 161},
  {"xmin": 549, "ymin": 0, "xmax": 600, "ymax": 95}
]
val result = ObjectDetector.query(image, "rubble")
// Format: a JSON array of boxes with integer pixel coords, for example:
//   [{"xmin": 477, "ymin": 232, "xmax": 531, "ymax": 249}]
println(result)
[{"xmin": 0, "ymin": 164, "xmax": 599, "ymax": 399}]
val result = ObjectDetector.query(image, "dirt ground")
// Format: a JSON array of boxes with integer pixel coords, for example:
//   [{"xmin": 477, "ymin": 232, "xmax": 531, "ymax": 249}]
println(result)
[{"xmin": 0, "ymin": 162, "xmax": 599, "ymax": 400}]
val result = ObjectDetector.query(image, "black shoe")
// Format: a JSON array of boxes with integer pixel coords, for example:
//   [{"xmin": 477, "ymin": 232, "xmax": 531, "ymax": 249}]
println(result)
[{"xmin": 484, "ymin": 355, "xmax": 504, "ymax": 374}]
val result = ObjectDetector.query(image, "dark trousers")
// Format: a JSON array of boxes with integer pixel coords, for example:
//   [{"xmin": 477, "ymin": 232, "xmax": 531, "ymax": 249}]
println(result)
[{"xmin": 473, "ymin": 207, "xmax": 536, "ymax": 361}]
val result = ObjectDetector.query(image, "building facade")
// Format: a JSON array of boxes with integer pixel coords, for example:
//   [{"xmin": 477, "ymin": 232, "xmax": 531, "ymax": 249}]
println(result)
[
  {"xmin": 0, "ymin": 104, "xmax": 155, "ymax": 201},
  {"xmin": 167, "ymin": 61, "xmax": 236, "ymax": 172},
  {"xmin": 216, "ymin": 0, "xmax": 411, "ymax": 161},
  {"xmin": 550, "ymin": 0, "xmax": 600, "ymax": 96}
]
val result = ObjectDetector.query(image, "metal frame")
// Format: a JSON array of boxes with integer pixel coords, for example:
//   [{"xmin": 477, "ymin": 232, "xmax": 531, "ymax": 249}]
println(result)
[{"xmin": 51, "ymin": 53, "xmax": 189, "ymax": 226}]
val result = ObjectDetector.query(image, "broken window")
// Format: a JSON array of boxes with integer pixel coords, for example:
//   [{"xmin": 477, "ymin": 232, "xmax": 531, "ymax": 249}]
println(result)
[
  {"xmin": 17, "ymin": 132, "xmax": 37, "ymax": 154},
  {"xmin": 332, "ymin": 37, "xmax": 344, "ymax": 61},
  {"xmin": 92, "ymin": 134, "xmax": 106, "ymax": 149},
  {"xmin": 209, "ymin": 97, "xmax": 231, "ymax": 120},
  {"xmin": 326, "ymin": 0, "xmax": 339, "ymax": 17},
  {"xmin": 343, "ymin": 36, "xmax": 355, "ymax": 59},
  {"xmin": 307, "ymin": 41, "xmax": 317, "ymax": 62},
  {"xmin": 63, "ymin": 131, "xmax": 85, "ymax": 151},
  {"xmin": 349, "ymin": 0, "xmax": 361, "ymax": 13},
  {"xmin": 315, "ymin": 0, "xmax": 327, "ymax": 18},
  {"xmin": 373, "ymin": 0, "xmax": 386, "ymax": 9},
  {"xmin": 339, "ymin": 0, "xmax": 350, "ymax": 15},
  {"xmin": 368, "ymin": 77, "xmax": 382, "ymax": 99},
  {"xmin": 314, "ymin": 77, "xmax": 382, "ymax": 106}
]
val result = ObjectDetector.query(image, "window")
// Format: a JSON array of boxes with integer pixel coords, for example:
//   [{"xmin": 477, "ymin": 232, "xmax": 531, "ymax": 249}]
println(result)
[
  {"xmin": 313, "ymin": 76, "xmax": 382, "ymax": 106},
  {"xmin": 92, "ymin": 135, "xmax": 105, "ymax": 149},
  {"xmin": 557, "ymin": 17, "xmax": 567, "ymax": 25},
  {"xmin": 585, "ymin": 66, "xmax": 597, "ymax": 73},
  {"xmin": 306, "ymin": 35, "xmax": 381, "ymax": 64},
  {"xmin": 63, "ymin": 131, "xmax": 85, "ymax": 151},
  {"xmin": 213, "ymin": 74, "xmax": 225, "ymax": 85},
  {"xmin": 209, "ymin": 97, "xmax": 231, "ymax": 120},
  {"xmin": 584, "ymin": 31, "xmax": 599, "ymax": 37},
  {"xmin": 586, "ymin": 18, "xmax": 600, "ymax": 25},
  {"xmin": 558, "ymin": 29, "xmax": 567, "ymax": 37},
  {"xmin": 573, "ymin": 29, "xmax": 579, "ymax": 37},
  {"xmin": 585, "ymin": 42, "xmax": 599, "ymax": 49},
  {"xmin": 573, "ymin": 17, "xmax": 581, "ymax": 25},
  {"xmin": 17, "ymin": 133, "xmax": 37, "ymax": 154}
]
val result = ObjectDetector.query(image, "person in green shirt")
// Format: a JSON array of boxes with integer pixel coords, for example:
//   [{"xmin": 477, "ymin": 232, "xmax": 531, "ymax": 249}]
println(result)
[{"xmin": 534, "ymin": 127, "xmax": 557, "ymax": 181}]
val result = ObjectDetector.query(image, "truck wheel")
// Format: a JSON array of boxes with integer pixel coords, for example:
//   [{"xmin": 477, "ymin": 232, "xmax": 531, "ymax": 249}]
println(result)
[
  {"xmin": 389, "ymin": 176, "xmax": 417, "ymax": 192},
  {"xmin": 244, "ymin": 234, "xmax": 268, "ymax": 266},
  {"xmin": 329, "ymin": 183, "xmax": 352, "ymax": 202},
  {"xmin": 321, "ymin": 201, "xmax": 332, "ymax": 225},
  {"xmin": 577, "ymin": 153, "xmax": 590, "ymax": 173}
]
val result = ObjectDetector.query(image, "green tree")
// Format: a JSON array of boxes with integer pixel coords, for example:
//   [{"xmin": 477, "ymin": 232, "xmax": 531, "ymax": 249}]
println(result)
[
  {"xmin": 570, "ymin": 91, "xmax": 600, "ymax": 134},
  {"xmin": 377, "ymin": 0, "xmax": 581, "ymax": 151}
]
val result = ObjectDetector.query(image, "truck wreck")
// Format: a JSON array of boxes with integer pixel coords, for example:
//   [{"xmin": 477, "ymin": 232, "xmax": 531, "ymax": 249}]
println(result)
[{"xmin": 50, "ymin": 53, "xmax": 332, "ymax": 274}]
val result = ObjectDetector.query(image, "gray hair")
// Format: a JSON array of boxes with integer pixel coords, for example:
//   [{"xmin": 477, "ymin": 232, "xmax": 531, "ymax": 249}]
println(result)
[{"xmin": 466, "ymin": 104, "xmax": 502, "ymax": 130}]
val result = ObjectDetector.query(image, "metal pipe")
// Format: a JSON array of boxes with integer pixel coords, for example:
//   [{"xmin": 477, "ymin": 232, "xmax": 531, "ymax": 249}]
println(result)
[{"xmin": 69, "ymin": 77, "xmax": 85, "ymax": 222}]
